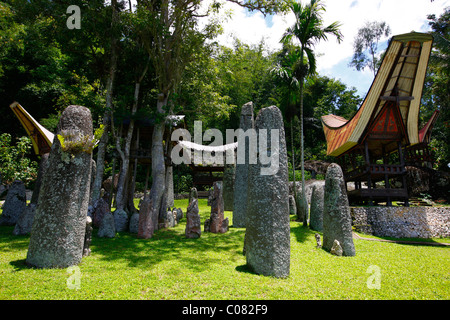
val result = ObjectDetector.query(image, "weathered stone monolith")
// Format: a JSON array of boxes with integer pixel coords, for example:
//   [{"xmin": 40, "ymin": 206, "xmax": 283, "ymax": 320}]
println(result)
[
  {"xmin": 309, "ymin": 184, "xmax": 324, "ymax": 231},
  {"xmin": 245, "ymin": 106, "xmax": 290, "ymax": 278},
  {"xmin": 129, "ymin": 212, "xmax": 140, "ymax": 234},
  {"xmin": 0, "ymin": 180, "xmax": 26, "ymax": 226},
  {"xmin": 232, "ymin": 102, "xmax": 254, "ymax": 228},
  {"xmin": 223, "ymin": 164, "xmax": 235, "ymax": 211},
  {"xmin": 288, "ymin": 195, "xmax": 297, "ymax": 215},
  {"xmin": 208, "ymin": 181, "xmax": 227, "ymax": 233},
  {"xmin": 98, "ymin": 212, "xmax": 116, "ymax": 238},
  {"xmin": 26, "ymin": 105, "xmax": 93, "ymax": 268},
  {"xmin": 185, "ymin": 198, "xmax": 201, "ymax": 239},
  {"xmin": 188, "ymin": 187, "xmax": 198, "ymax": 207},
  {"xmin": 322, "ymin": 163, "xmax": 355, "ymax": 257}
]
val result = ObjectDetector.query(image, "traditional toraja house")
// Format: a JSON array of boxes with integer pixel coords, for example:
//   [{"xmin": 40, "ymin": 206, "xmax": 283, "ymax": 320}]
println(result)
[
  {"xmin": 321, "ymin": 32, "xmax": 438, "ymax": 206},
  {"xmin": 9, "ymin": 102, "xmax": 54, "ymax": 156}
]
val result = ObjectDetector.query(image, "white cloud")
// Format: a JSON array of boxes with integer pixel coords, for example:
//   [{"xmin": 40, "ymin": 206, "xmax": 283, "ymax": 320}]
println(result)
[{"xmin": 214, "ymin": 0, "xmax": 449, "ymax": 96}]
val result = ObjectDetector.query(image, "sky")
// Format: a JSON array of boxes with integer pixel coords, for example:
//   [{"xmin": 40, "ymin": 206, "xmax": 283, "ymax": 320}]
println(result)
[{"xmin": 203, "ymin": 0, "xmax": 449, "ymax": 98}]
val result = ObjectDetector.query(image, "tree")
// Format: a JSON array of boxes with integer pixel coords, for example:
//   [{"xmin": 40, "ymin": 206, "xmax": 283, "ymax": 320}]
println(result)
[
  {"xmin": 421, "ymin": 8, "xmax": 449, "ymax": 171},
  {"xmin": 349, "ymin": 21, "xmax": 391, "ymax": 78},
  {"xmin": 281, "ymin": 0, "xmax": 342, "ymax": 226}
]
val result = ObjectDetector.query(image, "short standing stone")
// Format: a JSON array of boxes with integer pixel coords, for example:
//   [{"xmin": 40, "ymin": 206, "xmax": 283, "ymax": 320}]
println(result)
[
  {"xmin": 113, "ymin": 208, "xmax": 129, "ymax": 232},
  {"xmin": 315, "ymin": 233, "xmax": 322, "ymax": 248},
  {"xmin": 0, "ymin": 180, "xmax": 26, "ymax": 226},
  {"xmin": 185, "ymin": 198, "xmax": 201, "ymax": 239},
  {"xmin": 245, "ymin": 106, "xmax": 290, "ymax": 278},
  {"xmin": 83, "ymin": 216, "xmax": 93, "ymax": 257},
  {"xmin": 322, "ymin": 163, "xmax": 355, "ymax": 257},
  {"xmin": 129, "ymin": 212, "xmax": 140, "ymax": 234},
  {"xmin": 208, "ymin": 181, "xmax": 227, "ymax": 233},
  {"xmin": 98, "ymin": 212, "xmax": 116, "ymax": 238},
  {"xmin": 330, "ymin": 239, "xmax": 343, "ymax": 256},
  {"xmin": 296, "ymin": 191, "xmax": 308, "ymax": 223},
  {"xmin": 289, "ymin": 195, "xmax": 297, "ymax": 215},
  {"xmin": 188, "ymin": 187, "xmax": 198, "ymax": 206},
  {"xmin": 92, "ymin": 196, "xmax": 110, "ymax": 228},
  {"xmin": 309, "ymin": 184, "xmax": 324, "ymax": 232},
  {"xmin": 233, "ymin": 102, "xmax": 255, "ymax": 228},
  {"xmin": 175, "ymin": 208, "xmax": 183, "ymax": 223},
  {"xmin": 26, "ymin": 105, "xmax": 93, "ymax": 268},
  {"xmin": 12, "ymin": 203, "xmax": 36, "ymax": 235}
]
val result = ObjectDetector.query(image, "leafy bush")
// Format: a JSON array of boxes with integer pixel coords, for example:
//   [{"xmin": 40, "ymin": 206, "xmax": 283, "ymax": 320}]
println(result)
[{"xmin": 0, "ymin": 133, "xmax": 38, "ymax": 188}]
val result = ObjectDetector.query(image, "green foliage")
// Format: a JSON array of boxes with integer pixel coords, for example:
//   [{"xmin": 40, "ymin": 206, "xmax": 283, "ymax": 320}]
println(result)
[
  {"xmin": 57, "ymin": 124, "xmax": 104, "ymax": 155},
  {"xmin": 0, "ymin": 133, "xmax": 37, "ymax": 187}
]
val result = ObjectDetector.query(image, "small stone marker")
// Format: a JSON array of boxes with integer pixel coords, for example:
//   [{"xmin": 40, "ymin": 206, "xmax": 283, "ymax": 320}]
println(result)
[
  {"xmin": 245, "ymin": 106, "xmax": 290, "ymax": 278},
  {"xmin": 185, "ymin": 198, "xmax": 201, "ymax": 239},
  {"xmin": 98, "ymin": 212, "xmax": 116, "ymax": 238},
  {"xmin": 207, "ymin": 181, "xmax": 227, "ymax": 233},
  {"xmin": 322, "ymin": 163, "xmax": 355, "ymax": 257},
  {"xmin": 0, "ymin": 180, "xmax": 26, "ymax": 226},
  {"xmin": 289, "ymin": 195, "xmax": 297, "ymax": 215},
  {"xmin": 330, "ymin": 239, "xmax": 343, "ymax": 256},
  {"xmin": 26, "ymin": 105, "xmax": 93, "ymax": 268}
]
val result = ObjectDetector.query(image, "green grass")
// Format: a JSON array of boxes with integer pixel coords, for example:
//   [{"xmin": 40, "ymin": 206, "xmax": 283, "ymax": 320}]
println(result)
[{"xmin": 0, "ymin": 198, "xmax": 449, "ymax": 300}]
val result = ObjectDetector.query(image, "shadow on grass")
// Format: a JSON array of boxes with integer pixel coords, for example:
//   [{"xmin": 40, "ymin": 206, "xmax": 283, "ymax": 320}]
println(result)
[
  {"xmin": 290, "ymin": 223, "xmax": 312, "ymax": 243},
  {"xmin": 0, "ymin": 226, "xmax": 30, "ymax": 252},
  {"xmin": 90, "ymin": 223, "xmax": 247, "ymax": 272}
]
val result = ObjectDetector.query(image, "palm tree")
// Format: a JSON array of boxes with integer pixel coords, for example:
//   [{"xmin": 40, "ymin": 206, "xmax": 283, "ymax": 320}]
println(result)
[{"xmin": 281, "ymin": 0, "xmax": 343, "ymax": 226}]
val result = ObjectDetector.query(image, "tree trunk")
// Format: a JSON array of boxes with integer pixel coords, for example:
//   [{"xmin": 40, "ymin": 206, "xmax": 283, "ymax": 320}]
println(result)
[
  {"xmin": 138, "ymin": 93, "xmax": 167, "ymax": 239},
  {"xmin": 90, "ymin": 0, "xmax": 119, "ymax": 204},
  {"xmin": 114, "ymin": 82, "xmax": 141, "ymax": 211},
  {"xmin": 299, "ymin": 77, "xmax": 307, "ymax": 226},
  {"xmin": 291, "ymin": 117, "xmax": 297, "ymax": 201}
]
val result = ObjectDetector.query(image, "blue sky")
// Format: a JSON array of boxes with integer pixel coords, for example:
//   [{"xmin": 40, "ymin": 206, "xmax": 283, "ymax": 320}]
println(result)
[{"xmin": 211, "ymin": 0, "xmax": 449, "ymax": 99}]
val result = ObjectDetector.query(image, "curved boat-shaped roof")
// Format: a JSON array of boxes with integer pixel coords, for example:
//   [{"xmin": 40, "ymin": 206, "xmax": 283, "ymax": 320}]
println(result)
[
  {"xmin": 322, "ymin": 32, "xmax": 433, "ymax": 157},
  {"xmin": 9, "ymin": 102, "xmax": 55, "ymax": 155}
]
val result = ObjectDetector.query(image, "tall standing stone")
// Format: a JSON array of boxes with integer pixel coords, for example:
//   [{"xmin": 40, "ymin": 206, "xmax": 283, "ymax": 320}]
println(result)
[
  {"xmin": 26, "ymin": 105, "xmax": 93, "ymax": 268},
  {"xmin": 322, "ymin": 163, "xmax": 355, "ymax": 257},
  {"xmin": 233, "ymin": 102, "xmax": 255, "ymax": 227},
  {"xmin": 165, "ymin": 165, "xmax": 174, "ymax": 208},
  {"xmin": 0, "ymin": 180, "xmax": 26, "ymax": 226},
  {"xmin": 309, "ymin": 184, "xmax": 324, "ymax": 232},
  {"xmin": 245, "ymin": 106, "xmax": 290, "ymax": 278}
]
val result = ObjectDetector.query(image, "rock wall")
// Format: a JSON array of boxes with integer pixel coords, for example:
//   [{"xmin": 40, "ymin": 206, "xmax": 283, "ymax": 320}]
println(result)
[{"xmin": 351, "ymin": 206, "xmax": 450, "ymax": 238}]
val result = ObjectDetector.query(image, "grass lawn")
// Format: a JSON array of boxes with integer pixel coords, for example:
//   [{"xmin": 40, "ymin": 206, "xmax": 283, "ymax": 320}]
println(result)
[{"xmin": 0, "ymin": 198, "xmax": 449, "ymax": 300}]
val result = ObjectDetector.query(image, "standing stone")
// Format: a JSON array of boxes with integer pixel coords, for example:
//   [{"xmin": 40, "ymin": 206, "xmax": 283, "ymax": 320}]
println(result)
[
  {"xmin": 188, "ymin": 187, "xmax": 198, "ymax": 207},
  {"xmin": 185, "ymin": 198, "xmax": 201, "ymax": 239},
  {"xmin": 98, "ymin": 212, "xmax": 116, "ymax": 238},
  {"xmin": 288, "ymin": 195, "xmax": 297, "ymax": 215},
  {"xmin": 165, "ymin": 166, "xmax": 174, "ymax": 208},
  {"xmin": 83, "ymin": 216, "xmax": 93, "ymax": 257},
  {"xmin": 0, "ymin": 180, "xmax": 26, "ymax": 226},
  {"xmin": 330, "ymin": 239, "xmax": 343, "ymax": 256},
  {"xmin": 13, "ymin": 153, "xmax": 50, "ymax": 235},
  {"xmin": 315, "ymin": 233, "xmax": 322, "ymax": 248},
  {"xmin": 245, "ymin": 106, "xmax": 290, "ymax": 278},
  {"xmin": 12, "ymin": 203, "xmax": 36, "ymax": 235},
  {"xmin": 113, "ymin": 208, "xmax": 129, "ymax": 232},
  {"xmin": 233, "ymin": 102, "xmax": 255, "ymax": 228},
  {"xmin": 92, "ymin": 192, "xmax": 111, "ymax": 228},
  {"xmin": 129, "ymin": 212, "xmax": 140, "ymax": 234},
  {"xmin": 322, "ymin": 163, "xmax": 355, "ymax": 257},
  {"xmin": 26, "ymin": 105, "xmax": 93, "ymax": 268},
  {"xmin": 223, "ymin": 164, "xmax": 235, "ymax": 211},
  {"xmin": 309, "ymin": 184, "xmax": 324, "ymax": 231},
  {"xmin": 175, "ymin": 208, "xmax": 183, "ymax": 223},
  {"xmin": 208, "ymin": 181, "xmax": 227, "ymax": 233},
  {"xmin": 296, "ymin": 191, "xmax": 308, "ymax": 223}
]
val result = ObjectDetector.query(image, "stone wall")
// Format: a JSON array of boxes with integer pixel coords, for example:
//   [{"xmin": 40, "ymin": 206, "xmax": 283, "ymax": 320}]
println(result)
[{"xmin": 351, "ymin": 206, "xmax": 450, "ymax": 238}]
